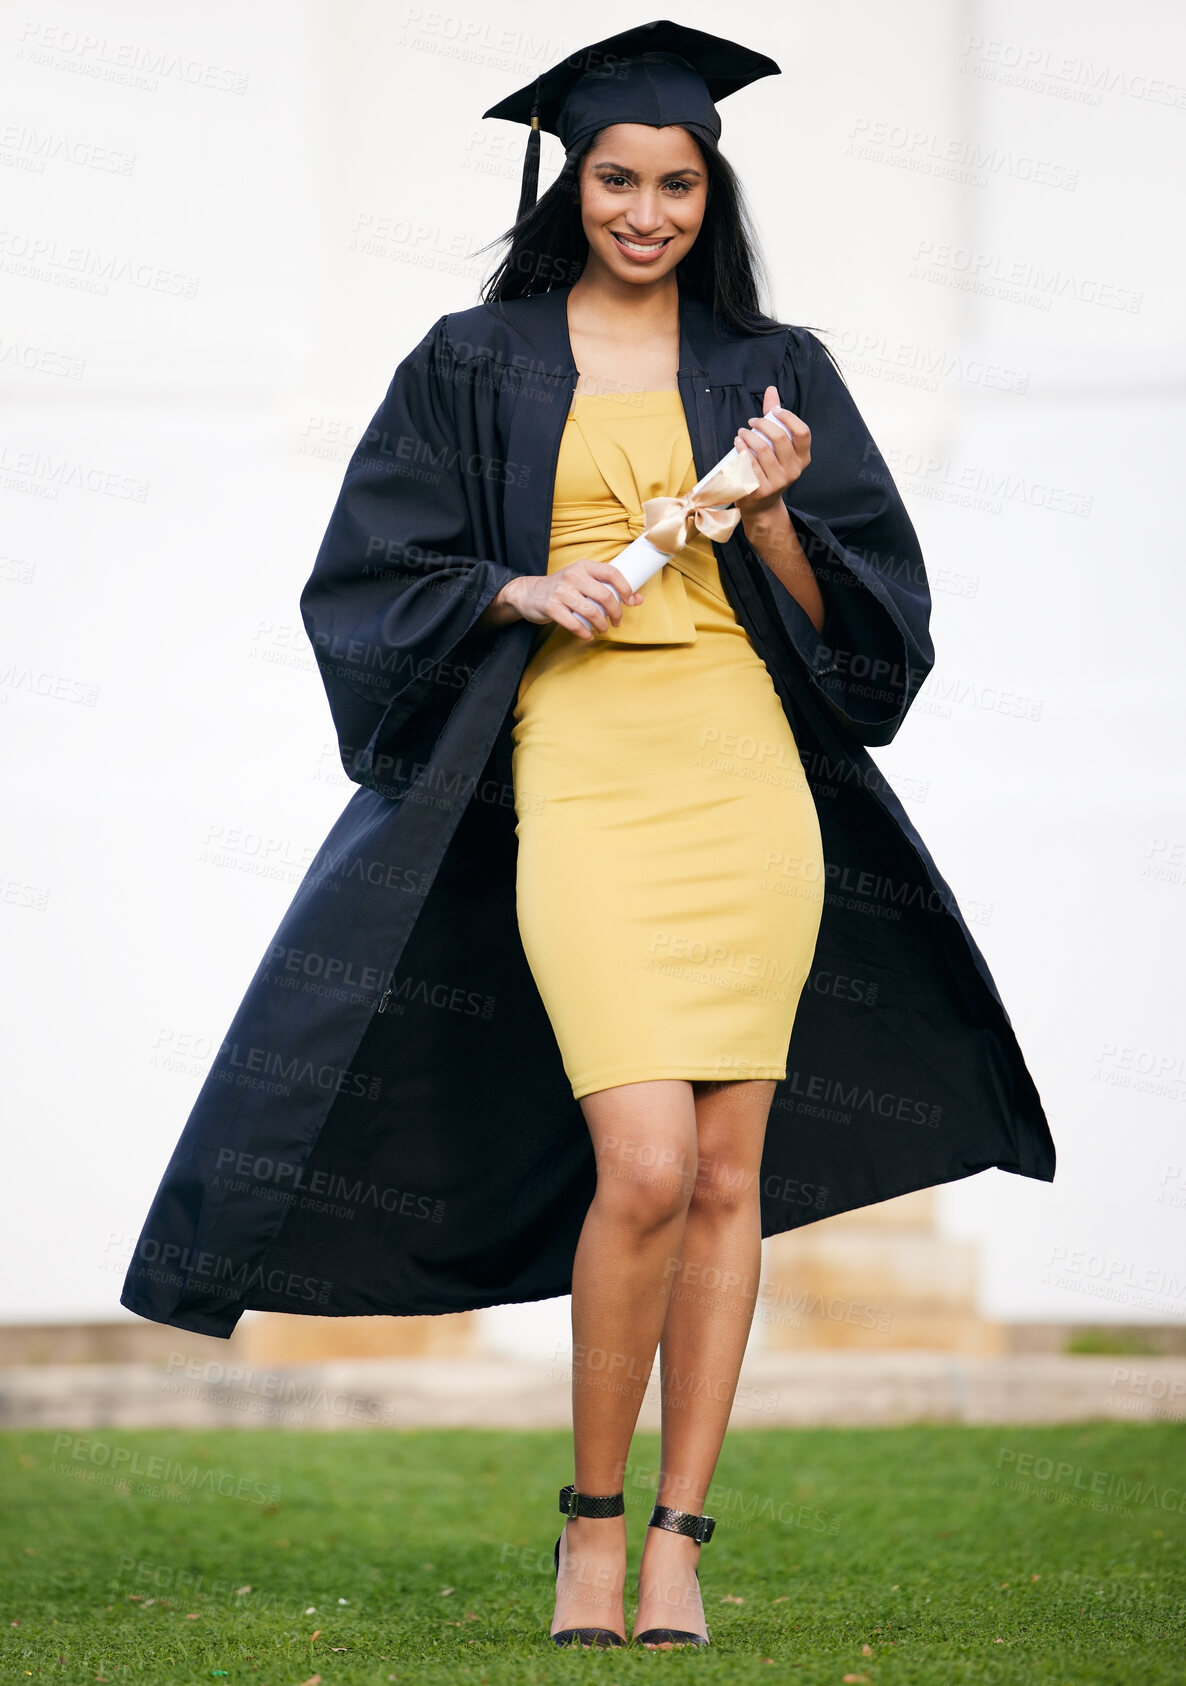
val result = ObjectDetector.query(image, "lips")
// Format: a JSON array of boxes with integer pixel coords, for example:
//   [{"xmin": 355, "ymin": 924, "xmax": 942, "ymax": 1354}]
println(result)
[{"xmin": 611, "ymin": 232, "xmax": 673, "ymax": 262}]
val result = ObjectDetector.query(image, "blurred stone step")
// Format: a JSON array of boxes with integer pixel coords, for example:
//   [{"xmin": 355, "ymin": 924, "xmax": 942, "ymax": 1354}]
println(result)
[{"xmin": 2, "ymin": 1352, "xmax": 1183, "ymax": 1430}]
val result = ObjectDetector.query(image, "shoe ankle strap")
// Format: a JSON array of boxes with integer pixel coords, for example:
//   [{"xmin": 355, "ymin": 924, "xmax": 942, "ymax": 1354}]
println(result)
[
  {"xmin": 558, "ymin": 1484, "xmax": 625, "ymax": 1519},
  {"xmin": 648, "ymin": 1501, "xmax": 716, "ymax": 1543}
]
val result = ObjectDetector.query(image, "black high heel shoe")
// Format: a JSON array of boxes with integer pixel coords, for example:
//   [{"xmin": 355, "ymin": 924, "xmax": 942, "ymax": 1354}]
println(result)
[
  {"xmin": 551, "ymin": 1483, "xmax": 626, "ymax": 1648},
  {"xmin": 632, "ymin": 1501, "xmax": 716, "ymax": 1648}
]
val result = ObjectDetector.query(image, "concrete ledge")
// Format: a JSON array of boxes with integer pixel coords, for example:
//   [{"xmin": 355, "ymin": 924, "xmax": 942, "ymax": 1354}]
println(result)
[{"xmin": 2, "ymin": 1351, "xmax": 1183, "ymax": 1430}]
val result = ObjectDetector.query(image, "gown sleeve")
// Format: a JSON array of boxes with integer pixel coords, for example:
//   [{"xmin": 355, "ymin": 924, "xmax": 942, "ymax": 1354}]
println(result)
[
  {"xmin": 299, "ymin": 315, "xmax": 522, "ymax": 792},
  {"xmin": 736, "ymin": 326, "xmax": 935, "ymax": 748}
]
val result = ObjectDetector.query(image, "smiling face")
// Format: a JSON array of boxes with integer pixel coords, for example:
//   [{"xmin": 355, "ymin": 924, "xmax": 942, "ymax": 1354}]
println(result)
[{"xmin": 576, "ymin": 123, "xmax": 708, "ymax": 285}]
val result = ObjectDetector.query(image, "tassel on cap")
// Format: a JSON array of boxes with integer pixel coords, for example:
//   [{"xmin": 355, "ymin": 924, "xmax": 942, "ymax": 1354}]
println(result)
[{"xmin": 516, "ymin": 78, "xmax": 542, "ymax": 223}]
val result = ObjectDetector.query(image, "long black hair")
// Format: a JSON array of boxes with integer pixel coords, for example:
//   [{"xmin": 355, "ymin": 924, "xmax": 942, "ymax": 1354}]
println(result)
[{"xmin": 473, "ymin": 128, "xmax": 792, "ymax": 338}]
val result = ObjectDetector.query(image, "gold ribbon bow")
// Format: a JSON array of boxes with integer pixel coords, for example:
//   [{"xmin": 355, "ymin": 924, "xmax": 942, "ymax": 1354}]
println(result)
[{"xmin": 639, "ymin": 448, "xmax": 761, "ymax": 557}]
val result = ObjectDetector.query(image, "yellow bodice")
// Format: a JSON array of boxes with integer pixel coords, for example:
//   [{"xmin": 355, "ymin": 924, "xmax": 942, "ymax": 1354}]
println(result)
[{"xmin": 542, "ymin": 388, "xmax": 732, "ymax": 646}]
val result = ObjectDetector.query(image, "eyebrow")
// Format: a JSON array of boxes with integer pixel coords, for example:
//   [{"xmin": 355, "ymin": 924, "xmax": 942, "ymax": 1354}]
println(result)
[{"xmin": 592, "ymin": 161, "xmax": 704, "ymax": 179}]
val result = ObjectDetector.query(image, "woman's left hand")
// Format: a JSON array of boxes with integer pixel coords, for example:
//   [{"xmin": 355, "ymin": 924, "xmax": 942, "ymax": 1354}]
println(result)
[{"xmin": 733, "ymin": 385, "xmax": 811, "ymax": 525}]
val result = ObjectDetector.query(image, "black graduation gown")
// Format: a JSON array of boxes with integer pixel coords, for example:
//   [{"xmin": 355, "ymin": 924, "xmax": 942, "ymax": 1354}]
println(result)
[{"xmin": 121, "ymin": 281, "xmax": 1054, "ymax": 1338}]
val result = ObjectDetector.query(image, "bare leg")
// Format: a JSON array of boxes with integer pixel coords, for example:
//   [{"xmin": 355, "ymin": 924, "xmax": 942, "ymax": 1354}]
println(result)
[
  {"xmin": 551, "ymin": 1078, "xmax": 699, "ymax": 1643},
  {"xmin": 634, "ymin": 1077, "xmax": 776, "ymax": 1647}
]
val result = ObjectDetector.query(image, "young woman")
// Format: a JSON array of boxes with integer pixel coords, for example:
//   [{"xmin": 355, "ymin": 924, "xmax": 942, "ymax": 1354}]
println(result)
[
  {"xmin": 121, "ymin": 19, "xmax": 1055, "ymax": 1657},
  {"xmin": 477, "ymin": 46, "xmax": 829, "ymax": 1652}
]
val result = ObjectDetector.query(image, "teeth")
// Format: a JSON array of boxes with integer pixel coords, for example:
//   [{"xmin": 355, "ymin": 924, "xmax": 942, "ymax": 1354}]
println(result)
[{"xmin": 615, "ymin": 235, "xmax": 668, "ymax": 253}]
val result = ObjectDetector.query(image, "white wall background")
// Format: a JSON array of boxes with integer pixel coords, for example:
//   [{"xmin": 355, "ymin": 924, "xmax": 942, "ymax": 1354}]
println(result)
[{"xmin": 2, "ymin": 0, "xmax": 1183, "ymax": 1349}]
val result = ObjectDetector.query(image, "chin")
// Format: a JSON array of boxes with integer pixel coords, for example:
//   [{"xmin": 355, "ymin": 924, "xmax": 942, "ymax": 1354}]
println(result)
[{"xmin": 614, "ymin": 265, "xmax": 679, "ymax": 285}]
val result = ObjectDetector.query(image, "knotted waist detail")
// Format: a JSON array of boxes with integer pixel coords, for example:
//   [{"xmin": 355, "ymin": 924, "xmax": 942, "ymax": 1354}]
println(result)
[{"xmin": 543, "ymin": 392, "xmax": 737, "ymax": 645}]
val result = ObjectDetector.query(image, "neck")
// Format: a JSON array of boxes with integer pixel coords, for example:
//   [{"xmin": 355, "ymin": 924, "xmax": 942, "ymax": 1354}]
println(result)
[{"xmin": 568, "ymin": 261, "xmax": 681, "ymax": 335}]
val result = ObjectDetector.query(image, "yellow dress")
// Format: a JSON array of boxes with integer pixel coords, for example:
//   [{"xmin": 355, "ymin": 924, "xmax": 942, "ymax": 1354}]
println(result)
[{"xmin": 511, "ymin": 389, "xmax": 826, "ymax": 1101}]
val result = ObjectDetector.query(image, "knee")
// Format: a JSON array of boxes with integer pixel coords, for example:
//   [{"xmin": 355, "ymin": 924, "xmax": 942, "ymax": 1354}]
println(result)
[
  {"xmin": 688, "ymin": 1154, "xmax": 757, "ymax": 1220},
  {"xmin": 594, "ymin": 1158, "xmax": 693, "ymax": 1236}
]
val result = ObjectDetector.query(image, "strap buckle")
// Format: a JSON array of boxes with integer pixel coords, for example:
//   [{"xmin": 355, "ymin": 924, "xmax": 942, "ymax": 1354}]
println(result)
[
  {"xmin": 649, "ymin": 1501, "xmax": 716, "ymax": 1543},
  {"xmin": 558, "ymin": 1483, "xmax": 624, "ymax": 1519}
]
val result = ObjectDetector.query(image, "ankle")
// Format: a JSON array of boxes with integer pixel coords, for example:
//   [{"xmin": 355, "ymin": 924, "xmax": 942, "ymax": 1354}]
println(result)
[
  {"xmin": 641, "ymin": 1528, "xmax": 701, "ymax": 1556},
  {"xmin": 563, "ymin": 1513, "xmax": 625, "ymax": 1547}
]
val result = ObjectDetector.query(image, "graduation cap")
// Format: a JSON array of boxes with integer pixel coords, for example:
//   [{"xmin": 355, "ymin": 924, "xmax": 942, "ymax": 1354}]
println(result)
[{"xmin": 482, "ymin": 19, "xmax": 781, "ymax": 223}]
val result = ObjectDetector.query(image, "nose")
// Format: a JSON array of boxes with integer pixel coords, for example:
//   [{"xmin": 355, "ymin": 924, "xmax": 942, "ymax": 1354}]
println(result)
[{"xmin": 624, "ymin": 191, "xmax": 666, "ymax": 235}]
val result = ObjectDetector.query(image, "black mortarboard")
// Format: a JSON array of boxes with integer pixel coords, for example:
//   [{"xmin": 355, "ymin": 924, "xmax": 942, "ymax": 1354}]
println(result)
[{"xmin": 482, "ymin": 19, "xmax": 781, "ymax": 222}]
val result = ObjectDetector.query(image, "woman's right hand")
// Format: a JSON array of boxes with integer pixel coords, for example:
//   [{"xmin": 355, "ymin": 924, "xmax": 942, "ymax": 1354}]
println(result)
[{"xmin": 496, "ymin": 561, "xmax": 644, "ymax": 640}]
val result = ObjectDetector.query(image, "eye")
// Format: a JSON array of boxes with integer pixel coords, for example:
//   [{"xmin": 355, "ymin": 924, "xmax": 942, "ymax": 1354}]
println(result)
[{"xmin": 598, "ymin": 174, "xmax": 695, "ymax": 193}]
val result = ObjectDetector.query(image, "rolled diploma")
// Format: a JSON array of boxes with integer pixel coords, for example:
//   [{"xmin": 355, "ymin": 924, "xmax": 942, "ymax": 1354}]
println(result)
[{"xmin": 572, "ymin": 414, "xmax": 794, "ymax": 632}]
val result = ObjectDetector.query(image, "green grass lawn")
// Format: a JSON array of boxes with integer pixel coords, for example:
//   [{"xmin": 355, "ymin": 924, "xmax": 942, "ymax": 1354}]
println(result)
[{"xmin": 1, "ymin": 1422, "xmax": 1183, "ymax": 1683}]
